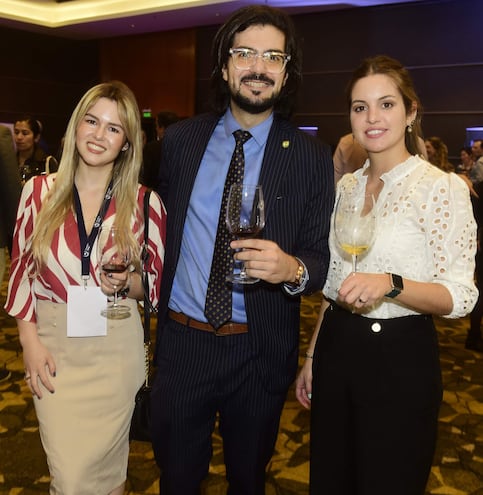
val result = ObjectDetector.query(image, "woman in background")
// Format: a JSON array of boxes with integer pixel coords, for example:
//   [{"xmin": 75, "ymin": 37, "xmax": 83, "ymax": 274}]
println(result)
[
  {"xmin": 296, "ymin": 55, "xmax": 477, "ymax": 495},
  {"xmin": 6, "ymin": 81, "xmax": 166, "ymax": 494},
  {"xmin": 425, "ymin": 135, "xmax": 454, "ymax": 172},
  {"xmin": 14, "ymin": 116, "xmax": 58, "ymax": 183}
]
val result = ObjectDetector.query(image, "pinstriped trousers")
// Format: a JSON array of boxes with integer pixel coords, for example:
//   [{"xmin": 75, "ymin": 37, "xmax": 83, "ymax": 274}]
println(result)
[{"xmin": 151, "ymin": 317, "xmax": 288, "ymax": 495}]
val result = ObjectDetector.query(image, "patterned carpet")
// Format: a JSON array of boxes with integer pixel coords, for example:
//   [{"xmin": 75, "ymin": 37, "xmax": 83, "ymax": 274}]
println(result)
[{"xmin": 0, "ymin": 289, "xmax": 482, "ymax": 494}]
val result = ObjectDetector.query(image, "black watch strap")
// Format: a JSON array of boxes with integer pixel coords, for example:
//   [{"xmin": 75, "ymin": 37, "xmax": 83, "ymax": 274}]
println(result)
[{"xmin": 385, "ymin": 273, "xmax": 403, "ymax": 298}]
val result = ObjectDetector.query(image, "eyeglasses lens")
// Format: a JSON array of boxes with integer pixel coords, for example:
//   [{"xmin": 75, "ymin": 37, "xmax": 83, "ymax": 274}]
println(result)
[{"xmin": 231, "ymin": 51, "xmax": 287, "ymax": 73}]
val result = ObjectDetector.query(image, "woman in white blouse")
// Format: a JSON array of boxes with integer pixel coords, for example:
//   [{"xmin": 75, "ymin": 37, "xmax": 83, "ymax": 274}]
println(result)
[{"xmin": 296, "ymin": 55, "xmax": 478, "ymax": 495}]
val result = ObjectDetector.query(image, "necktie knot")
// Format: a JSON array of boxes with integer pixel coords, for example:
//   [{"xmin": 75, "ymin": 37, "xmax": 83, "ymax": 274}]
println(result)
[{"xmin": 233, "ymin": 130, "xmax": 252, "ymax": 146}]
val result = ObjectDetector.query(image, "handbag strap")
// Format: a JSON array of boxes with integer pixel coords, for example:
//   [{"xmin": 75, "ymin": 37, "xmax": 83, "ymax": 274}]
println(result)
[{"xmin": 142, "ymin": 188, "xmax": 152, "ymax": 345}]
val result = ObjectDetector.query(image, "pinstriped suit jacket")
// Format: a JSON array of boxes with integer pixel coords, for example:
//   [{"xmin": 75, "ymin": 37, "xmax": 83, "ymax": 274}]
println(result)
[{"xmin": 156, "ymin": 112, "xmax": 334, "ymax": 393}]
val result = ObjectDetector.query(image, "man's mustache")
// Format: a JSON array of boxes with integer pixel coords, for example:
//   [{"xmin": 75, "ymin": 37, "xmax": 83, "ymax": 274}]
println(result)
[{"xmin": 241, "ymin": 73, "xmax": 275, "ymax": 86}]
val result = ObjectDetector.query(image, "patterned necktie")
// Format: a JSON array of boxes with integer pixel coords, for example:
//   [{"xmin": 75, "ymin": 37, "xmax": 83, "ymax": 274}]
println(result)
[{"xmin": 204, "ymin": 129, "xmax": 252, "ymax": 329}]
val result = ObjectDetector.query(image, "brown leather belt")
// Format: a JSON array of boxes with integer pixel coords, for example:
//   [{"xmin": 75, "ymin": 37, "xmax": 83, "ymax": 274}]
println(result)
[{"xmin": 168, "ymin": 310, "xmax": 248, "ymax": 336}]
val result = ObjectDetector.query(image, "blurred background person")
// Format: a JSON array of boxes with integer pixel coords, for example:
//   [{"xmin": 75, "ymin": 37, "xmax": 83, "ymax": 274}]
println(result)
[
  {"xmin": 332, "ymin": 133, "xmax": 368, "ymax": 184},
  {"xmin": 454, "ymin": 146, "xmax": 478, "ymax": 198},
  {"xmin": 467, "ymin": 178, "xmax": 483, "ymax": 352},
  {"xmin": 0, "ymin": 124, "xmax": 22, "ymax": 382},
  {"xmin": 456, "ymin": 146, "xmax": 474, "ymax": 175},
  {"xmin": 13, "ymin": 116, "xmax": 58, "ymax": 184},
  {"xmin": 141, "ymin": 110, "xmax": 179, "ymax": 189},
  {"xmin": 425, "ymin": 136, "xmax": 454, "ymax": 172},
  {"xmin": 470, "ymin": 139, "xmax": 483, "ymax": 185}
]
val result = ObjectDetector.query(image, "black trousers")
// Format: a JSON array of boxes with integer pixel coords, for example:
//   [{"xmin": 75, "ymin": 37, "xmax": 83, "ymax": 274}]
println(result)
[
  {"xmin": 150, "ymin": 318, "xmax": 287, "ymax": 495},
  {"xmin": 310, "ymin": 303, "xmax": 442, "ymax": 495}
]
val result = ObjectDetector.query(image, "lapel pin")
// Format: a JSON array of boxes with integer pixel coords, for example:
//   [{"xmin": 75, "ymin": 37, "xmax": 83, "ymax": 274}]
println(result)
[{"xmin": 282, "ymin": 140, "xmax": 290, "ymax": 148}]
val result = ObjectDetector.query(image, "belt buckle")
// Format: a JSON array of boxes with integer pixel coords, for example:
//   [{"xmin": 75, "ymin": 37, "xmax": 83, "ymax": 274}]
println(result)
[{"xmin": 214, "ymin": 325, "xmax": 226, "ymax": 336}]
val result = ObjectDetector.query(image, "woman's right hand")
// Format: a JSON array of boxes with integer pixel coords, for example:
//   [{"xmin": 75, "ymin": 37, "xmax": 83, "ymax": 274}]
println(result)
[
  {"xmin": 18, "ymin": 320, "xmax": 56, "ymax": 399},
  {"xmin": 295, "ymin": 357, "xmax": 313, "ymax": 409}
]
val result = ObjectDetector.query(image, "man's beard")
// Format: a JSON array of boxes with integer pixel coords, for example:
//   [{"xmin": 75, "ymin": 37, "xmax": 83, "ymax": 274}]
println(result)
[{"xmin": 231, "ymin": 74, "xmax": 281, "ymax": 114}]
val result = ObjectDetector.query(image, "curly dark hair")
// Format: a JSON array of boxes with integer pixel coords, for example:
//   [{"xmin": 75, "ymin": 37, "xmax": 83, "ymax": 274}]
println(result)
[{"xmin": 210, "ymin": 5, "xmax": 302, "ymax": 119}]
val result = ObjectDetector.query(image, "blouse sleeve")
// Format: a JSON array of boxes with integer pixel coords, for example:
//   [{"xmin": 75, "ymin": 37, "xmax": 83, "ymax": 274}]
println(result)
[
  {"xmin": 142, "ymin": 188, "xmax": 166, "ymax": 310},
  {"xmin": 5, "ymin": 176, "xmax": 51, "ymax": 322},
  {"xmin": 429, "ymin": 172, "xmax": 478, "ymax": 318}
]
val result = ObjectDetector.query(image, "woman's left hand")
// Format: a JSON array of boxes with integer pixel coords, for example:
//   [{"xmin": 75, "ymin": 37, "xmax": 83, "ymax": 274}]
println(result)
[
  {"xmin": 337, "ymin": 272, "xmax": 392, "ymax": 309},
  {"xmin": 99, "ymin": 269, "xmax": 130, "ymax": 296}
]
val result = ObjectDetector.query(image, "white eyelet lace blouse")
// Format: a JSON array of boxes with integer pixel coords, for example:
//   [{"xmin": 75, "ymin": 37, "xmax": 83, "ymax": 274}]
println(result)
[{"xmin": 323, "ymin": 155, "xmax": 478, "ymax": 319}]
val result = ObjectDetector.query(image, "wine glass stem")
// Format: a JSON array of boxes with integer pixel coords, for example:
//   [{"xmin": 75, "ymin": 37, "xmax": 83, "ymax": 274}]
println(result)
[
  {"xmin": 113, "ymin": 291, "xmax": 118, "ymax": 308},
  {"xmin": 239, "ymin": 262, "xmax": 247, "ymax": 280},
  {"xmin": 352, "ymin": 255, "xmax": 358, "ymax": 273}
]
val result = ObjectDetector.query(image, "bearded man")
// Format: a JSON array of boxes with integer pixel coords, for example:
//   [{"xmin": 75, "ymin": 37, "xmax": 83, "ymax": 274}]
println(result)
[{"xmin": 151, "ymin": 6, "xmax": 334, "ymax": 494}]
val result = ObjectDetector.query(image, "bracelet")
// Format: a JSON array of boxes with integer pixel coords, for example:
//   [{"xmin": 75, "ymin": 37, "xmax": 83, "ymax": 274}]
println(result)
[{"xmin": 305, "ymin": 352, "xmax": 314, "ymax": 359}]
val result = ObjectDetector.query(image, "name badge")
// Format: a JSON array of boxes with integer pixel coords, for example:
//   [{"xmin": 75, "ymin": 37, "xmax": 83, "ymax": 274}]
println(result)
[{"xmin": 67, "ymin": 285, "xmax": 107, "ymax": 337}]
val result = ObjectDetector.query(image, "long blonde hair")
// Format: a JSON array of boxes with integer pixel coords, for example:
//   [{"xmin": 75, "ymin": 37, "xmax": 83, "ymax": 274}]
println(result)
[{"xmin": 31, "ymin": 81, "xmax": 144, "ymax": 270}]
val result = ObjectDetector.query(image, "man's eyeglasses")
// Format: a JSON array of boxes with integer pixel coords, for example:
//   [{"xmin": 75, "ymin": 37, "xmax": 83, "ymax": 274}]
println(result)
[{"xmin": 229, "ymin": 48, "xmax": 291, "ymax": 74}]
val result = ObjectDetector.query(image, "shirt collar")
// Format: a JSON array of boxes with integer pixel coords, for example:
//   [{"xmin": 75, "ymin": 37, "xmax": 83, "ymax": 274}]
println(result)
[
  {"xmin": 359, "ymin": 155, "xmax": 422, "ymax": 185},
  {"xmin": 223, "ymin": 107, "xmax": 273, "ymax": 148}
]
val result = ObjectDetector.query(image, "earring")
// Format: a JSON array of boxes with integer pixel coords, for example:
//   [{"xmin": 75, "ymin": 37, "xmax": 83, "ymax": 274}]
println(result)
[
  {"xmin": 121, "ymin": 142, "xmax": 129, "ymax": 151},
  {"xmin": 407, "ymin": 119, "xmax": 416, "ymax": 134}
]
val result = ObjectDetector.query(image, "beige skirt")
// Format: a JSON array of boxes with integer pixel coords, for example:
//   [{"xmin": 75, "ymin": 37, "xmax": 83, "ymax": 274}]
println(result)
[{"xmin": 33, "ymin": 299, "xmax": 145, "ymax": 495}]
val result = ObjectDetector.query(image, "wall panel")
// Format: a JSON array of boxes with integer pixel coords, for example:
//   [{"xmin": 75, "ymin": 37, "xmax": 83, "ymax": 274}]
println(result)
[
  {"xmin": 99, "ymin": 29, "xmax": 196, "ymax": 120},
  {"xmin": 0, "ymin": 27, "xmax": 99, "ymax": 153}
]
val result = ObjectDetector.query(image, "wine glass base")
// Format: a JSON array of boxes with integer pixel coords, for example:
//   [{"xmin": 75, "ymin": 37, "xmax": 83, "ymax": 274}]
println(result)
[
  {"xmin": 101, "ymin": 305, "xmax": 131, "ymax": 320},
  {"xmin": 226, "ymin": 274, "xmax": 260, "ymax": 285}
]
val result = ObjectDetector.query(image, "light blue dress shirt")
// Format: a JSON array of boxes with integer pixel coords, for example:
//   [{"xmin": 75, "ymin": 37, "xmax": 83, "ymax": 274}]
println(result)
[{"xmin": 169, "ymin": 109, "xmax": 273, "ymax": 323}]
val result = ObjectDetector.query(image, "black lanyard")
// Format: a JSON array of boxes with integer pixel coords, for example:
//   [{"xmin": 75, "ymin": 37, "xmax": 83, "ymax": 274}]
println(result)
[{"xmin": 73, "ymin": 179, "xmax": 114, "ymax": 283}]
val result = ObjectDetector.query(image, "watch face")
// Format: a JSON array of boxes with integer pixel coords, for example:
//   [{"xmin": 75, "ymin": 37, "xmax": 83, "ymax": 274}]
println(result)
[
  {"xmin": 392, "ymin": 274, "xmax": 403, "ymax": 291},
  {"xmin": 385, "ymin": 273, "xmax": 403, "ymax": 298}
]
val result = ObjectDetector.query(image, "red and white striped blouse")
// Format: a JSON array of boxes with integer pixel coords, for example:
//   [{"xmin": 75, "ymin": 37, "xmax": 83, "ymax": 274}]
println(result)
[{"xmin": 5, "ymin": 174, "xmax": 166, "ymax": 323}]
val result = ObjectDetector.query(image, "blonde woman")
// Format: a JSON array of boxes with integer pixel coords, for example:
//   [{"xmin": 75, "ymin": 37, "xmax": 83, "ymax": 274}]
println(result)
[{"xmin": 5, "ymin": 81, "xmax": 166, "ymax": 494}]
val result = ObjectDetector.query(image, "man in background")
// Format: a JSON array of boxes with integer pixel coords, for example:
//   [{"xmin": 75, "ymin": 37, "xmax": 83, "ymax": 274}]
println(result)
[
  {"xmin": 141, "ymin": 111, "xmax": 179, "ymax": 189},
  {"xmin": 470, "ymin": 139, "xmax": 483, "ymax": 185}
]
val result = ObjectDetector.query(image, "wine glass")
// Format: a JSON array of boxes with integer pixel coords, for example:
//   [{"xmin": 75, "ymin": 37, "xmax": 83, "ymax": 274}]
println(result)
[
  {"xmin": 225, "ymin": 183, "xmax": 265, "ymax": 284},
  {"xmin": 334, "ymin": 189, "xmax": 376, "ymax": 273},
  {"xmin": 97, "ymin": 226, "xmax": 132, "ymax": 319}
]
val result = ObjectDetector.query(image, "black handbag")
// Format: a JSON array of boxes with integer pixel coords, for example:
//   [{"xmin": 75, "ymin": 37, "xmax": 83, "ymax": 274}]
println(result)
[{"xmin": 129, "ymin": 189, "xmax": 156, "ymax": 442}]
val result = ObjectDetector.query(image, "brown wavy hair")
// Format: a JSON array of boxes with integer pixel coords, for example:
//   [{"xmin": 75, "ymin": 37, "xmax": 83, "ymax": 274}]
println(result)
[{"xmin": 346, "ymin": 55, "xmax": 423, "ymax": 156}]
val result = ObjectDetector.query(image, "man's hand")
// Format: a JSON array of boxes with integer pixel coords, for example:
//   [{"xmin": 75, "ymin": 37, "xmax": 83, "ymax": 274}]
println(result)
[{"xmin": 230, "ymin": 239, "xmax": 299, "ymax": 284}]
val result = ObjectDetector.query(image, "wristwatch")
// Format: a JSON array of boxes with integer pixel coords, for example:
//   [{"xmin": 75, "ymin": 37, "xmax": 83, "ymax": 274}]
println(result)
[
  {"xmin": 385, "ymin": 273, "xmax": 403, "ymax": 298},
  {"xmin": 287, "ymin": 257, "xmax": 306, "ymax": 289},
  {"xmin": 293, "ymin": 259, "xmax": 305, "ymax": 286}
]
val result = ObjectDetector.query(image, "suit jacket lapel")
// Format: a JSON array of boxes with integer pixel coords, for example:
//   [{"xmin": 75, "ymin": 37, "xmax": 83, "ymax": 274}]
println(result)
[
  {"xmin": 258, "ymin": 118, "xmax": 296, "ymax": 219},
  {"xmin": 168, "ymin": 114, "xmax": 219, "ymax": 264}
]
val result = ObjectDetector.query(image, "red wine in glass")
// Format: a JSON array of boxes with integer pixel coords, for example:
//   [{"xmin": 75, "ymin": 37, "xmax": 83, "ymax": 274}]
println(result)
[
  {"xmin": 97, "ymin": 226, "xmax": 132, "ymax": 319},
  {"xmin": 225, "ymin": 184, "xmax": 265, "ymax": 284},
  {"xmin": 102, "ymin": 263, "xmax": 128, "ymax": 274}
]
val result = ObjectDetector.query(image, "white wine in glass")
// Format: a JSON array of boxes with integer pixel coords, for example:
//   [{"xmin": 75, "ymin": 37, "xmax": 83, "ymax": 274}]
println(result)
[
  {"xmin": 225, "ymin": 183, "xmax": 265, "ymax": 284},
  {"xmin": 334, "ymin": 191, "xmax": 376, "ymax": 273}
]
